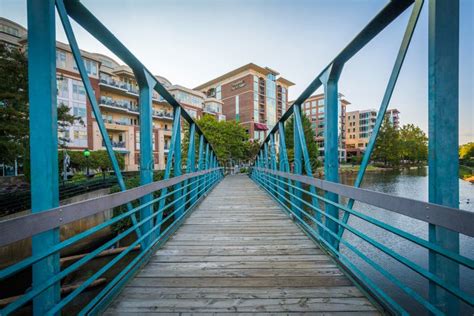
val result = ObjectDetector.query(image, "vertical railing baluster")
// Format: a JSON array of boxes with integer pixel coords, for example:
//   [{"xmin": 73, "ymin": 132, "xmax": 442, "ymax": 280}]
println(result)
[
  {"xmin": 292, "ymin": 105, "xmax": 303, "ymax": 218},
  {"xmin": 182, "ymin": 123, "xmax": 196, "ymax": 209},
  {"xmin": 321, "ymin": 65, "xmax": 343, "ymax": 247},
  {"xmin": 173, "ymin": 110, "xmax": 183, "ymax": 218},
  {"xmin": 156, "ymin": 107, "xmax": 181, "ymax": 234},
  {"xmin": 278, "ymin": 122, "xmax": 291, "ymax": 207}
]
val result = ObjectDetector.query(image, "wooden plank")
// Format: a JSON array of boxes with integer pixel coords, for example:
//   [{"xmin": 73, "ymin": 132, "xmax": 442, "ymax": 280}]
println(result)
[
  {"xmin": 106, "ymin": 297, "xmax": 377, "ymax": 313},
  {"xmin": 128, "ymin": 276, "xmax": 354, "ymax": 288},
  {"xmin": 106, "ymin": 175, "xmax": 379, "ymax": 315}
]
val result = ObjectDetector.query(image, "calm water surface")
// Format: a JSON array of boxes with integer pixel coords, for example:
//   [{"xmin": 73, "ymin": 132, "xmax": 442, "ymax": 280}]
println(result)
[{"xmin": 334, "ymin": 168, "xmax": 474, "ymax": 314}]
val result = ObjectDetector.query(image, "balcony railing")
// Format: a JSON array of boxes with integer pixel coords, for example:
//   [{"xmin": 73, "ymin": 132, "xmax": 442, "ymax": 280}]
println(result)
[
  {"xmin": 102, "ymin": 140, "xmax": 126, "ymax": 148},
  {"xmin": 99, "ymin": 96, "xmax": 138, "ymax": 113}
]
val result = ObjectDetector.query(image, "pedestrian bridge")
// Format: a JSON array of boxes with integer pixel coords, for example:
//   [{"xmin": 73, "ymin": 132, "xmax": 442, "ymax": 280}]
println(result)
[
  {"xmin": 105, "ymin": 175, "xmax": 379, "ymax": 314},
  {"xmin": 1, "ymin": 0, "xmax": 473, "ymax": 315}
]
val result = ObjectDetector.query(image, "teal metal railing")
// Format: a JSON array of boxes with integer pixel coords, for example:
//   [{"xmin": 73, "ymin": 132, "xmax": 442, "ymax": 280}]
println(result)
[
  {"xmin": 0, "ymin": 0, "xmax": 223, "ymax": 314},
  {"xmin": 250, "ymin": 167, "xmax": 473, "ymax": 315},
  {"xmin": 249, "ymin": 0, "xmax": 471, "ymax": 314}
]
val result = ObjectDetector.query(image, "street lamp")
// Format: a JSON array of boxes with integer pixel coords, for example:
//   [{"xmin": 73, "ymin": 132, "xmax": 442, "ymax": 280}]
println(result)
[{"xmin": 83, "ymin": 149, "xmax": 91, "ymax": 177}]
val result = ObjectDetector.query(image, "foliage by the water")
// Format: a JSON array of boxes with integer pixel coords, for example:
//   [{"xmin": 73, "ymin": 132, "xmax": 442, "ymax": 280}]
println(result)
[
  {"xmin": 284, "ymin": 113, "xmax": 321, "ymax": 172},
  {"xmin": 459, "ymin": 143, "xmax": 474, "ymax": 161},
  {"xmin": 182, "ymin": 115, "xmax": 259, "ymax": 165},
  {"xmin": 373, "ymin": 118, "xmax": 428, "ymax": 167}
]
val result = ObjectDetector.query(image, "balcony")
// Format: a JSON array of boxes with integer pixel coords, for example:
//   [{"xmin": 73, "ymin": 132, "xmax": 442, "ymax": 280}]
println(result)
[
  {"xmin": 102, "ymin": 140, "xmax": 127, "ymax": 150},
  {"xmin": 152, "ymin": 109, "xmax": 173, "ymax": 120},
  {"xmin": 99, "ymin": 96, "xmax": 138, "ymax": 113},
  {"xmin": 99, "ymin": 78, "xmax": 128, "ymax": 91}
]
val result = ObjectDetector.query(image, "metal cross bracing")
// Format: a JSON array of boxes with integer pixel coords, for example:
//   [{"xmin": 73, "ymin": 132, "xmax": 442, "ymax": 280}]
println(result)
[
  {"xmin": 250, "ymin": 0, "xmax": 473, "ymax": 314},
  {"xmin": 0, "ymin": 0, "xmax": 223, "ymax": 314}
]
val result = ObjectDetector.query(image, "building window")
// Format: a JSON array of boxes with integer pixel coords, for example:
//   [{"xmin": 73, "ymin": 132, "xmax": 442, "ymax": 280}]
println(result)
[
  {"xmin": 318, "ymin": 99, "xmax": 325, "ymax": 106},
  {"xmin": 72, "ymin": 81, "xmax": 86, "ymax": 101},
  {"xmin": 56, "ymin": 50, "xmax": 67, "ymax": 68},
  {"xmin": 216, "ymin": 85, "xmax": 222, "ymax": 100},
  {"xmin": 135, "ymin": 132, "xmax": 140, "ymax": 150}
]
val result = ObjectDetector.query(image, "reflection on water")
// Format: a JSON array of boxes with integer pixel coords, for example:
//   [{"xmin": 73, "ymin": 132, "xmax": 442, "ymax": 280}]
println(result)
[{"xmin": 332, "ymin": 167, "xmax": 474, "ymax": 314}]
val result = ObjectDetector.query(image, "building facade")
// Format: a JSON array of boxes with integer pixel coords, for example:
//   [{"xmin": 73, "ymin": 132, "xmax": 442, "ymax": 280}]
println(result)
[
  {"xmin": 346, "ymin": 108, "xmax": 400, "ymax": 157},
  {"xmin": 2, "ymin": 17, "xmax": 226, "ymax": 172},
  {"xmin": 299, "ymin": 93, "xmax": 350, "ymax": 161},
  {"xmin": 194, "ymin": 63, "xmax": 294, "ymax": 141}
]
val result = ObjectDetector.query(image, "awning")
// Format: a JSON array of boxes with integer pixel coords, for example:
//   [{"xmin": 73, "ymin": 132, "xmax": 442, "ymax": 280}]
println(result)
[{"xmin": 254, "ymin": 122, "xmax": 268, "ymax": 131}]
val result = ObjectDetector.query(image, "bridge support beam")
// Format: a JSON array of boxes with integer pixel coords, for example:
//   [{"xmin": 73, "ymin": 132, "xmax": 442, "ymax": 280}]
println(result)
[
  {"xmin": 428, "ymin": 0, "xmax": 460, "ymax": 313},
  {"xmin": 138, "ymin": 71, "xmax": 156, "ymax": 247},
  {"xmin": 321, "ymin": 65, "xmax": 343, "ymax": 247},
  {"xmin": 27, "ymin": 0, "xmax": 60, "ymax": 313},
  {"xmin": 292, "ymin": 104, "xmax": 303, "ymax": 218},
  {"xmin": 173, "ymin": 108, "xmax": 183, "ymax": 218}
]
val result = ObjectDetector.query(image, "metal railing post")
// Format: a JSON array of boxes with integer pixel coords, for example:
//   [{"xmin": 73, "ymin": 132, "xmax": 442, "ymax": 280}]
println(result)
[
  {"xmin": 138, "ymin": 70, "xmax": 156, "ymax": 246},
  {"xmin": 182, "ymin": 123, "xmax": 196, "ymax": 208},
  {"xmin": 173, "ymin": 108, "xmax": 183, "ymax": 218},
  {"xmin": 292, "ymin": 105, "xmax": 303, "ymax": 218},
  {"xmin": 321, "ymin": 65, "xmax": 343, "ymax": 247},
  {"xmin": 428, "ymin": 0, "xmax": 460, "ymax": 313},
  {"xmin": 28, "ymin": 1, "xmax": 60, "ymax": 312}
]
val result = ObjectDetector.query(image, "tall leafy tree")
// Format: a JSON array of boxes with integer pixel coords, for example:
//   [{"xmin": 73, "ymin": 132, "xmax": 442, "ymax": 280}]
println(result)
[
  {"xmin": 0, "ymin": 43, "xmax": 29, "ymax": 165},
  {"xmin": 399, "ymin": 124, "xmax": 428, "ymax": 165},
  {"xmin": 182, "ymin": 115, "xmax": 252, "ymax": 166},
  {"xmin": 284, "ymin": 112, "xmax": 321, "ymax": 172},
  {"xmin": 372, "ymin": 117, "xmax": 401, "ymax": 167},
  {"xmin": 459, "ymin": 142, "xmax": 474, "ymax": 160}
]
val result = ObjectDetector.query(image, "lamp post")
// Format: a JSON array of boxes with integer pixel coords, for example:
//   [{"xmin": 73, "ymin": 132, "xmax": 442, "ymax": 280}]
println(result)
[{"xmin": 83, "ymin": 149, "xmax": 90, "ymax": 177}]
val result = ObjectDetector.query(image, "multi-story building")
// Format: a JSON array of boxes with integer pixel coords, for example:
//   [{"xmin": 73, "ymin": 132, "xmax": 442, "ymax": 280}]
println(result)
[
  {"xmin": 194, "ymin": 63, "xmax": 294, "ymax": 141},
  {"xmin": 1, "ymin": 16, "xmax": 225, "ymax": 172},
  {"xmin": 92, "ymin": 53, "xmax": 175, "ymax": 170},
  {"xmin": 346, "ymin": 108, "xmax": 400, "ymax": 157},
  {"xmin": 289, "ymin": 93, "xmax": 349, "ymax": 162},
  {"xmin": 0, "ymin": 17, "xmax": 27, "ymax": 48}
]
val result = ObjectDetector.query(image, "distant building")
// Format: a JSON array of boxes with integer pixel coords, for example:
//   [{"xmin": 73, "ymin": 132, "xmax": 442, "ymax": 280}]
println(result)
[
  {"xmin": 194, "ymin": 63, "xmax": 294, "ymax": 141},
  {"xmin": 0, "ymin": 17, "xmax": 26, "ymax": 48},
  {"xmin": 345, "ymin": 108, "xmax": 400, "ymax": 157},
  {"xmin": 290, "ymin": 93, "xmax": 350, "ymax": 162},
  {"xmin": 1, "ymin": 17, "xmax": 225, "ymax": 173}
]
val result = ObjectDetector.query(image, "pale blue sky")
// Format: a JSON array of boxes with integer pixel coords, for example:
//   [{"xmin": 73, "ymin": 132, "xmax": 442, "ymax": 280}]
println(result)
[{"xmin": 1, "ymin": 0, "xmax": 473, "ymax": 144}]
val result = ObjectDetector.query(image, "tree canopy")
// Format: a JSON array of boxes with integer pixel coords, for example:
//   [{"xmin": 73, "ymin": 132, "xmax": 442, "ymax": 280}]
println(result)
[
  {"xmin": 0, "ymin": 43, "xmax": 29, "ymax": 165},
  {"xmin": 459, "ymin": 142, "xmax": 474, "ymax": 160},
  {"xmin": 372, "ymin": 118, "xmax": 428, "ymax": 167},
  {"xmin": 182, "ymin": 115, "xmax": 256, "ymax": 166}
]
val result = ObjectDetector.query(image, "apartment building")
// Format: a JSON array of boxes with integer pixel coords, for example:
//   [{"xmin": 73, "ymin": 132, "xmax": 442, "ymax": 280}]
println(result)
[
  {"xmin": 2, "ymin": 17, "xmax": 225, "ymax": 172},
  {"xmin": 346, "ymin": 108, "xmax": 400, "ymax": 157},
  {"xmin": 194, "ymin": 63, "xmax": 294, "ymax": 140}
]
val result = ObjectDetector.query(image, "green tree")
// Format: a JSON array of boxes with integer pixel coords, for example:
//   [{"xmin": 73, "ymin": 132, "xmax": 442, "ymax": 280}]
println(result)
[
  {"xmin": 399, "ymin": 124, "xmax": 428, "ymax": 165},
  {"xmin": 182, "ymin": 115, "xmax": 251, "ymax": 166},
  {"xmin": 89, "ymin": 150, "xmax": 125, "ymax": 175},
  {"xmin": 372, "ymin": 117, "xmax": 401, "ymax": 167},
  {"xmin": 459, "ymin": 142, "xmax": 474, "ymax": 160},
  {"xmin": 284, "ymin": 113, "xmax": 321, "ymax": 172},
  {"xmin": 0, "ymin": 43, "xmax": 29, "ymax": 166}
]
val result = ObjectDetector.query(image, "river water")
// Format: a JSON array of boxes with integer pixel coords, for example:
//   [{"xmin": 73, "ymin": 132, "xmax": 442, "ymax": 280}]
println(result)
[{"xmin": 334, "ymin": 168, "xmax": 474, "ymax": 314}]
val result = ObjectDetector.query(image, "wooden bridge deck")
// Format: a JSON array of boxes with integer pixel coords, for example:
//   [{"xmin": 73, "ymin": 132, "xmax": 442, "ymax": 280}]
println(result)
[{"xmin": 106, "ymin": 175, "xmax": 379, "ymax": 315}]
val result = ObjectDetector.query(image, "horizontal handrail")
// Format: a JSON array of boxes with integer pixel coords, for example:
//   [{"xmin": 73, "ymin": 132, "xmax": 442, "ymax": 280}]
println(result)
[
  {"xmin": 0, "ymin": 168, "xmax": 222, "ymax": 247},
  {"xmin": 253, "ymin": 167, "xmax": 474, "ymax": 237}
]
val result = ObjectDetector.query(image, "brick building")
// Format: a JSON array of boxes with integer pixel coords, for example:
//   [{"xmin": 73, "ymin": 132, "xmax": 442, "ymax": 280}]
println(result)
[{"xmin": 194, "ymin": 63, "xmax": 294, "ymax": 141}]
